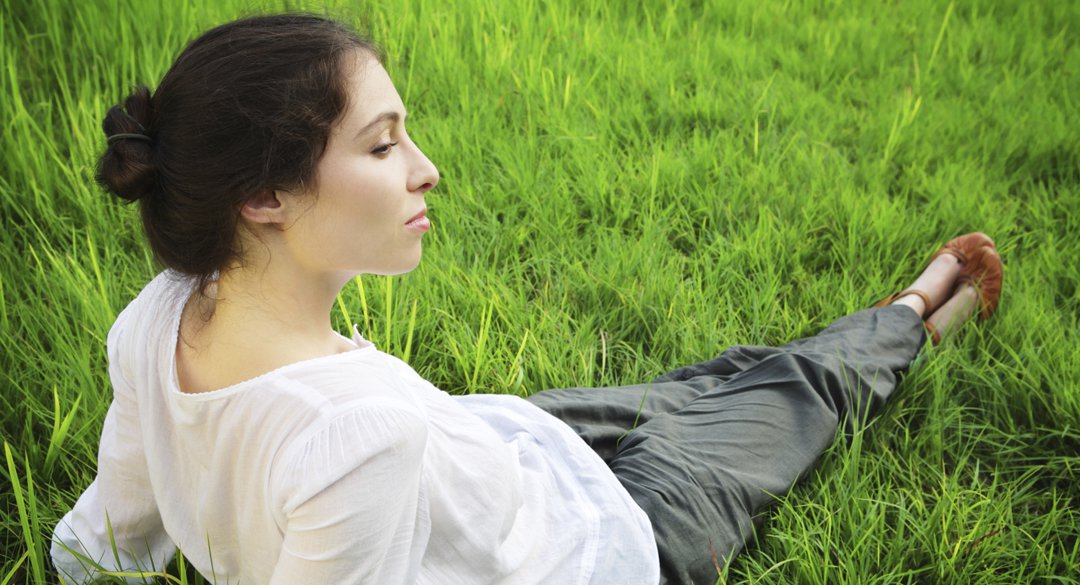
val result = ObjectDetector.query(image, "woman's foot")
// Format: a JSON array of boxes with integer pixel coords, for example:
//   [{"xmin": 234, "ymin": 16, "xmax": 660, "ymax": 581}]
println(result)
[
  {"xmin": 889, "ymin": 254, "xmax": 964, "ymax": 318},
  {"xmin": 884, "ymin": 232, "xmax": 999, "ymax": 319},
  {"xmin": 924, "ymin": 284, "xmax": 980, "ymax": 343},
  {"xmin": 892, "ymin": 236, "xmax": 1003, "ymax": 345}
]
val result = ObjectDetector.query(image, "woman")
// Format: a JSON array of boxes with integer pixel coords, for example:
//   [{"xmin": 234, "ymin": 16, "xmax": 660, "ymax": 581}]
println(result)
[{"xmin": 52, "ymin": 14, "xmax": 1002, "ymax": 585}]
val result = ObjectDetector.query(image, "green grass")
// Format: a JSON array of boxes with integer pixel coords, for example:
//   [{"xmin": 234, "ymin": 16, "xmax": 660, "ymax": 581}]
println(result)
[{"xmin": 1, "ymin": 0, "xmax": 1077, "ymax": 582}]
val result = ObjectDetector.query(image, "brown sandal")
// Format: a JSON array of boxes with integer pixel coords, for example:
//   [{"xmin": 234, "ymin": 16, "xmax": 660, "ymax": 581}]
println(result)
[
  {"xmin": 877, "ymin": 232, "xmax": 1001, "ymax": 344},
  {"xmin": 923, "ymin": 243, "xmax": 1003, "ymax": 346},
  {"xmin": 956, "ymin": 245, "xmax": 1003, "ymax": 321},
  {"xmin": 929, "ymin": 232, "xmax": 996, "ymax": 266}
]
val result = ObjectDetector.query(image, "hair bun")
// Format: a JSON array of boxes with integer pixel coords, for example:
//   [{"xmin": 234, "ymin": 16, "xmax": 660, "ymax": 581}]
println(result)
[{"xmin": 96, "ymin": 86, "xmax": 158, "ymax": 202}]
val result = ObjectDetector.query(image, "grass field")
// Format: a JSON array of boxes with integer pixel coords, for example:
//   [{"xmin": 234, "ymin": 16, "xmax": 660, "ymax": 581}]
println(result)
[{"xmin": 1, "ymin": 0, "xmax": 1077, "ymax": 582}]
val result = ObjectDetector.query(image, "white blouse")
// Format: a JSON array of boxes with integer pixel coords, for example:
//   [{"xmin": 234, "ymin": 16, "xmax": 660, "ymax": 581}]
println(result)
[{"xmin": 51, "ymin": 271, "xmax": 660, "ymax": 585}]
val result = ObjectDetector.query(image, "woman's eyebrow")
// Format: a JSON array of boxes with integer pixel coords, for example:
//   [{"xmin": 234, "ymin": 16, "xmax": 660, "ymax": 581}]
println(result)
[{"xmin": 355, "ymin": 111, "xmax": 407, "ymax": 139}]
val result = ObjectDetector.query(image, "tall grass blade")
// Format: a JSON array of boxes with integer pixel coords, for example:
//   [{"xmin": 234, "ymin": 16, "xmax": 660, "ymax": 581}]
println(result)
[{"xmin": 4, "ymin": 442, "xmax": 45, "ymax": 584}]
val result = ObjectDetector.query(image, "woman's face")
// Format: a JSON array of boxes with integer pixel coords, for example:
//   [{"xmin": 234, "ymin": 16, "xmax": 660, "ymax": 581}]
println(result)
[{"xmin": 276, "ymin": 54, "xmax": 439, "ymax": 279}]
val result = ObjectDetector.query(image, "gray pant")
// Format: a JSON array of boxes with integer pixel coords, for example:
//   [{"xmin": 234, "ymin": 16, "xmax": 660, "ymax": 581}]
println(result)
[{"xmin": 527, "ymin": 305, "xmax": 926, "ymax": 585}]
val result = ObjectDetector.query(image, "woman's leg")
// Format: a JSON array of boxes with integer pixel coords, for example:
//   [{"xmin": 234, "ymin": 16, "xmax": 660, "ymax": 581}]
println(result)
[
  {"xmin": 529, "ymin": 305, "xmax": 927, "ymax": 584},
  {"xmin": 621, "ymin": 253, "xmax": 988, "ymax": 585},
  {"xmin": 531, "ymin": 250, "xmax": 985, "ymax": 584},
  {"xmin": 609, "ymin": 304, "xmax": 926, "ymax": 584},
  {"xmin": 526, "ymin": 380, "xmax": 703, "ymax": 463}
]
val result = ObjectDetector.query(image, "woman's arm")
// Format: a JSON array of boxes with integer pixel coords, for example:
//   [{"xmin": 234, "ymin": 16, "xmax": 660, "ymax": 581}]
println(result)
[
  {"xmin": 51, "ymin": 399, "xmax": 175, "ymax": 584},
  {"xmin": 51, "ymin": 311, "xmax": 175, "ymax": 584}
]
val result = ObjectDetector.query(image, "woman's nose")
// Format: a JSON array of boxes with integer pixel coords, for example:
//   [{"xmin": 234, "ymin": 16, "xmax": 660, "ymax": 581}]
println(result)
[{"xmin": 409, "ymin": 143, "xmax": 439, "ymax": 194}]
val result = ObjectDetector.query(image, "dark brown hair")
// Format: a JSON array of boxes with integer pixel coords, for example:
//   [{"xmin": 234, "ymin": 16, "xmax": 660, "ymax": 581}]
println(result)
[{"xmin": 96, "ymin": 14, "xmax": 382, "ymax": 286}]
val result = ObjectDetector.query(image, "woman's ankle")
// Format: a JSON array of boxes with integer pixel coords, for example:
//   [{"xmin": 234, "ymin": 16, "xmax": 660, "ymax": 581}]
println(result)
[{"xmin": 926, "ymin": 284, "xmax": 979, "ymax": 340}]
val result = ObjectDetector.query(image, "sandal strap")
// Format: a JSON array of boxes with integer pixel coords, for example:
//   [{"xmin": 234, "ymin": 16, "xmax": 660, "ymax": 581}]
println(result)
[
  {"xmin": 924, "ymin": 320, "xmax": 943, "ymax": 346},
  {"xmin": 875, "ymin": 289, "xmax": 934, "ymax": 316},
  {"xmin": 893, "ymin": 289, "xmax": 932, "ymax": 309}
]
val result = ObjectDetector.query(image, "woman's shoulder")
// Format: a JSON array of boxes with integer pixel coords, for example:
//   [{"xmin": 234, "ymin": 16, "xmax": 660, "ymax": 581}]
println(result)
[
  {"xmin": 126, "ymin": 269, "xmax": 195, "ymax": 311},
  {"xmin": 108, "ymin": 270, "xmax": 193, "ymax": 346},
  {"xmin": 104, "ymin": 271, "xmax": 193, "ymax": 391}
]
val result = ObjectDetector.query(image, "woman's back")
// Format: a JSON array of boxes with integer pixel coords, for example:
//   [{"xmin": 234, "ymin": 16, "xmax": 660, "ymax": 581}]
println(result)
[{"xmin": 53, "ymin": 271, "xmax": 659, "ymax": 584}]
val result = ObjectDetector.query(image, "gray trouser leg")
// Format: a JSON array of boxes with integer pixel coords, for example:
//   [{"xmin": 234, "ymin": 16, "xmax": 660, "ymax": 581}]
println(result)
[{"xmin": 527, "ymin": 305, "xmax": 925, "ymax": 585}]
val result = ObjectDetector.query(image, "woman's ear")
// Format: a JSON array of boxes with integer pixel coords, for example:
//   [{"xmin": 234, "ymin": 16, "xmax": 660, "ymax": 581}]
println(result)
[{"xmin": 240, "ymin": 189, "xmax": 287, "ymax": 225}]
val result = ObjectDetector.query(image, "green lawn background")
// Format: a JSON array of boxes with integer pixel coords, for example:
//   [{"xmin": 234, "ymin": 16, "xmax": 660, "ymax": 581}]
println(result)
[{"xmin": 1, "ymin": 0, "xmax": 1077, "ymax": 583}]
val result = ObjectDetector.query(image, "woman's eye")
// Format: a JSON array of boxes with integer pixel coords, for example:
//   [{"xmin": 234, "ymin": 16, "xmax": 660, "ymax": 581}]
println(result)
[{"xmin": 373, "ymin": 142, "xmax": 398, "ymax": 156}]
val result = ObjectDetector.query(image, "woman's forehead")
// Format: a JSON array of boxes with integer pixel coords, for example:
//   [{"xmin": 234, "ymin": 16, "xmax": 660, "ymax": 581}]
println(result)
[{"xmin": 341, "ymin": 57, "xmax": 405, "ymax": 133}]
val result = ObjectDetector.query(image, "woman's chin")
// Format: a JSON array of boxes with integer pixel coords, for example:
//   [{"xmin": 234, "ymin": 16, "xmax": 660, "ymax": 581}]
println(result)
[{"xmin": 373, "ymin": 250, "xmax": 423, "ymax": 276}]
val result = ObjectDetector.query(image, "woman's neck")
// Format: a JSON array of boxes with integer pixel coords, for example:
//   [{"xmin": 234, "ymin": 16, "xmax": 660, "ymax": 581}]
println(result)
[
  {"xmin": 175, "ymin": 262, "xmax": 357, "ymax": 393},
  {"xmin": 214, "ymin": 264, "xmax": 347, "ymax": 339}
]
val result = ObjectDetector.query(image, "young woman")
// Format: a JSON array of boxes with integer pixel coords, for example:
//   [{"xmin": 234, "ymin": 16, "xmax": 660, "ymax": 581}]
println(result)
[{"xmin": 52, "ymin": 14, "xmax": 1003, "ymax": 585}]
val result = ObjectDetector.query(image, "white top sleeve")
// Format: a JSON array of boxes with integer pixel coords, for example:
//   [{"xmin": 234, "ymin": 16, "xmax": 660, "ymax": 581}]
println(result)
[
  {"xmin": 268, "ymin": 405, "xmax": 429, "ymax": 585},
  {"xmin": 51, "ymin": 317, "xmax": 175, "ymax": 584}
]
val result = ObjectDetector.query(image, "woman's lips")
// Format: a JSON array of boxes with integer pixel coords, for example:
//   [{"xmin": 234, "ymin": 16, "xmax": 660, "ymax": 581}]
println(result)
[{"xmin": 405, "ymin": 209, "xmax": 430, "ymax": 231}]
